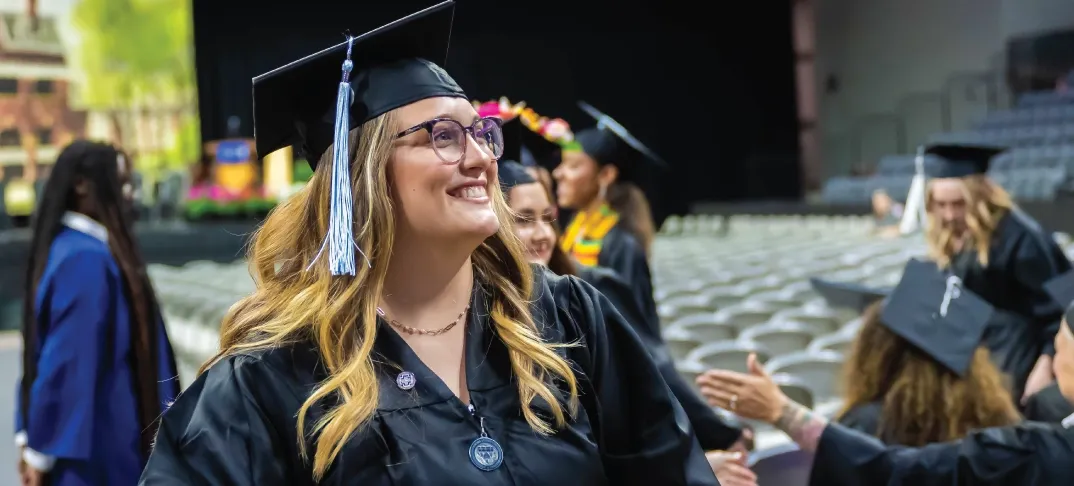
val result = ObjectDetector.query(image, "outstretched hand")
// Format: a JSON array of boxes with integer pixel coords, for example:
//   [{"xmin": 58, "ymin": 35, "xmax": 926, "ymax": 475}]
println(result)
[{"xmin": 696, "ymin": 353, "xmax": 787, "ymax": 424}]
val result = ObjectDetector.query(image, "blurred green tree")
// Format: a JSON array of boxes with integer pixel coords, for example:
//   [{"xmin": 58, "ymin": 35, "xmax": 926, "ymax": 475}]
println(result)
[{"xmin": 68, "ymin": 0, "xmax": 200, "ymax": 175}]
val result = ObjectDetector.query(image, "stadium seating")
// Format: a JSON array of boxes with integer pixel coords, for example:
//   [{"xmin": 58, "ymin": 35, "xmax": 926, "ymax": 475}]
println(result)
[
  {"xmin": 822, "ymin": 91, "xmax": 1074, "ymax": 205},
  {"xmin": 149, "ymin": 215, "xmax": 1074, "ymax": 461}
]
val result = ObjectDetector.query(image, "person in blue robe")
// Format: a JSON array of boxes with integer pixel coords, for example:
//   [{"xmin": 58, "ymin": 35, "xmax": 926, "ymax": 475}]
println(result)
[{"xmin": 14, "ymin": 140, "xmax": 180, "ymax": 486}]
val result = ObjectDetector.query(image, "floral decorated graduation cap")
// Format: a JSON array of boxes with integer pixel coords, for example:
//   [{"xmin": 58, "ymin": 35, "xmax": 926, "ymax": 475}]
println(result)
[{"xmin": 473, "ymin": 97, "xmax": 578, "ymax": 167}]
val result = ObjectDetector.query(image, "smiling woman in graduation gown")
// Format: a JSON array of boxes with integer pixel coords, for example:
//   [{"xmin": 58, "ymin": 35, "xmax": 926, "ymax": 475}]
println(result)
[
  {"xmin": 498, "ymin": 158, "xmax": 741, "ymax": 452},
  {"xmin": 140, "ymin": 3, "xmax": 716, "ymax": 485},
  {"xmin": 696, "ymin": 258, "xmax": 1074, "ymax": 485},
  {"xmin": 146, "ymin": 272, "xmax": 717, "ymax": 486},
  {"xmin": 551, "ymin": 102, "xmax": 663, "ymax": 339},
  {"xmin": 922, "ymin": 143, "xmax": 1073, "ymax": 401}
]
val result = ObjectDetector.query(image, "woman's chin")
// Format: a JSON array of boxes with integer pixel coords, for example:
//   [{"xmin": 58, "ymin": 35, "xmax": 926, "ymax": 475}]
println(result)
[
  {"xmin": 454, "ymin": 211, "xmax": 500, "ymax": 238},
  {"xmin": 528, "ymin": 248, "xmax": 553, "ymax": 266}
]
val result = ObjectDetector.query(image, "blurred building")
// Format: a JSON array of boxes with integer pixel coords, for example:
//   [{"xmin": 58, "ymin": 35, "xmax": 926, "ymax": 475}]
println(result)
[{"xmin": 0, "ymin": 11, "xmax": 86, "ymax": 185}]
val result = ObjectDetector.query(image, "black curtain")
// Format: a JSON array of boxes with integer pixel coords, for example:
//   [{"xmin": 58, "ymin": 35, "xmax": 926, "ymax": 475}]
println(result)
[{"xmin": 192, "ymin": 0, "xmax": 800, "ymax": 222}]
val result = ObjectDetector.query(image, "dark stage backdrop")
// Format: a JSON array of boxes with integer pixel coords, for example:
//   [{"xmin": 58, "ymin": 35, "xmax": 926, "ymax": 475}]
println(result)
[{"xmin": 192, "ymin": 0, "xmax": 799, "ymax": 222}]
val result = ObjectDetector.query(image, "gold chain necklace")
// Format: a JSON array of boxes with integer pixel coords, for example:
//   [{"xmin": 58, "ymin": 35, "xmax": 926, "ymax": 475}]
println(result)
[{"xmin": 377, "ymin": 304, "xmax": 470, "ymax": 336}]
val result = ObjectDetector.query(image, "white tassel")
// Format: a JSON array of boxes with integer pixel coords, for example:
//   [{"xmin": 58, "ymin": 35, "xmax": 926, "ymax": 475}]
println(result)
[{"xmin": 308, "ymin": 37, "xmax": 371, "ymax": 276}]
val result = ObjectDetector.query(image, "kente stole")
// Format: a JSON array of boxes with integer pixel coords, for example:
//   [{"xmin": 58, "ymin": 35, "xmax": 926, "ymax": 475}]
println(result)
[{"xmin": 560, "ymin": 204, "xmax": 620, "ymax": 267}]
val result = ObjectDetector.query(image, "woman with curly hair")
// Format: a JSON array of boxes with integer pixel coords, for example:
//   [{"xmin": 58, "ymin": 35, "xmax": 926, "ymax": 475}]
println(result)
[{"xmin": 835, "ymin": 291, "xmax": 1021, "ymax": 446}]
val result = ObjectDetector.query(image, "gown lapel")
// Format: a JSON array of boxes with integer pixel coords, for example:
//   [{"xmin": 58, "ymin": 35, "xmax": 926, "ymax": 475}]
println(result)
[{"xmin": 372, "ymin": 281, "xmax": 511, "ymax": 412}]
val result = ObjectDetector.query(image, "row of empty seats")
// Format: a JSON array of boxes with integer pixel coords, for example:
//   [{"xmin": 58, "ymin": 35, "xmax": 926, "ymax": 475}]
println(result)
[{"xmin": 823, "ymin": 89, "xmax": 1074, "ymax": 206}]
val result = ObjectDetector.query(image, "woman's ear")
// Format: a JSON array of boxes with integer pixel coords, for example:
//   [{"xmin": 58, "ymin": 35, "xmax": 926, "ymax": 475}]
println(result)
[{"xmin": 597, "ymin": 164, "xmax": 619, "ymax": 188}]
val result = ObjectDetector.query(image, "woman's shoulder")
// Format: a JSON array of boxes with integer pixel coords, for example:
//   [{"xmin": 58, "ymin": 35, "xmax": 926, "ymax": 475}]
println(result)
[
  {"xmin": 529, "ymin": 263, "xmax": 602, "ymax": 311},
  {"xmin": 169, "ymin": 342, "xmax": 323, "ymax": 423},
  {"xmin": 43, "ymin": 230, "xmax": 117, "ymax": 277},
  {"xmin": 527, "ymin": 264, "xmax": 620, "ymax": 342},
  {"xmin": 604, "ymin": 224, "xmax": 644, "ymax": 250}
]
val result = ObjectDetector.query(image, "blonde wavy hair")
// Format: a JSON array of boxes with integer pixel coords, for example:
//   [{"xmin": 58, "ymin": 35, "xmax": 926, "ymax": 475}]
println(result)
[
  {"xmin": 925, "ymin": 175, "xmax": 1014, "ymax": 269},
  {"xmin": 201, "ymin": 111, "xmax": 579, "ymax": 481}
]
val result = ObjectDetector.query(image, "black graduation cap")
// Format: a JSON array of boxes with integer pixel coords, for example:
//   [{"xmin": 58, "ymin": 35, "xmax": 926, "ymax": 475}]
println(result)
[
  {"xmin": 499, "ymin": 117, "xmax": 563, "ymax": 170},
  {"xmin": 499, "ymin": 160, "xmax": 536, "ymax": 193},
  {"xmin": 573, "ymin": 101, "xmax": 667, "ymax": 183},
  {"xmin": 520, "ymin": 123, "xmax": 561, "ymax": 169},
  {"xmin": 251, "ymin": 0, "xmax": 465, "ymax": 166},
  {"xmin": 808, "ymin": 278, "xmax": 889, "ymax": 314},
  {"xmin": 880, "ymin": 259, "xmax": 994, "ymax": 376},
  {"xmin": 250, "ymin": 1, "xmax": 465, "ymax": 277},
  {"xmin": 925, "ymin": 143, "xmax": 1007, "ymax": 179},
  {"xmin": 500, "ymin": 119, "xmax": 524, "ymax": 165},
  {"xmin": 1044, "ymin": 270, "xmax": 1074, "ymax": 310}
]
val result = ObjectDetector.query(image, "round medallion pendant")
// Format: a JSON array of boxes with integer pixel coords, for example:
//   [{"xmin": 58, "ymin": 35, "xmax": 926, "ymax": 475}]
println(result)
[{"xmin": 468, "ymin": 436, "xmax": 504, "ymax": 472}]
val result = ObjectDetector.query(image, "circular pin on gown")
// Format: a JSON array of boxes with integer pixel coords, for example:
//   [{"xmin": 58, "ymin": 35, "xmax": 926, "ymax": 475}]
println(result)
[
  {"xmin": 396, "ymin": 371, "xmax": 416, "ymax": 391},
  {"xmin": 469, "ymin": 436, "xmax": 504, "ymax": 471}
]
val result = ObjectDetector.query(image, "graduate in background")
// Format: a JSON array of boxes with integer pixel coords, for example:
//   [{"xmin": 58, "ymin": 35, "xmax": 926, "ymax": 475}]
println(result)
[
  {"xmin": 869, "ymin": 189, "xmax": 903, "ymax": 238},
  {"xmin": 697, "ymin": 258, "xmax": 1074, "ymax": 485},
  {"xmin": 141, "ymin": 3, "xmax": 717, "ymax": 484},
  {"xmin": 499, "ymin": 160, "xmax": 749, "ymax": 468},
  {"xmin": 1025, "ymin": 270, "xmax": 1074, "ymax": 423},
  {"xmin": 15, "ymin": 140, "xmax": 180, "ymax": 486},
  {"xmin": 812, "ymin": 278, "xmax": 1021, "ymax": 445},
  {"xmin": 552, "ymin": 102, "xmax": 663, "ymax": 337},
  {"xmin": 921, "ymin": 143, "xmax": 1072, "ymax": 403}
]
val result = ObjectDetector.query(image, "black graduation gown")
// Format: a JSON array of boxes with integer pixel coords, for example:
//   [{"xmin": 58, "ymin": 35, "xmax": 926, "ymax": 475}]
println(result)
[
  {"xmin": 837, "ymin": 402, "xmax": 884, "ymax": 441},
  {"xmin": 578, "ymin": 265, "xmax": 742, "ymax": 451},
  {"xmin": 948, "ymin": 209, "xmax": 1072, "ymax": 399},
  {"xmin": 139, "ymin": 270, "xmax": 718, "ymax": 486},
  {"xmin": 808, "ymin": 421, "xmax": 1074, "ymax": 485},
  {"xmin": 1024, "ymin": 383, "xmax": 1074, "ymax": 423},
  {"xmin": 596, "ymin": 225, "xmax": 660, "ymax": 340}
]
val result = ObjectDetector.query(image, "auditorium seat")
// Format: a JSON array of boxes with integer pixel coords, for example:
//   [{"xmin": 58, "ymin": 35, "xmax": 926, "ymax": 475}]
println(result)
[
  {"xmin": 716, "ymin": 302, "xmax": 778, "ymax": 334},
  {"xmin": 666, "ymin": 313, "xmax": 738, "ymax": 344},
  {"xmin": 660, "ymin": 294, "xmax": 715, "ymax": 316},
  {"xmin": 664, "ymin": 332, "xmax": 702, "ymax": 362},
  {"xmin": 772, "ymin": 373, "xmax": 815, "ymax": 410},
  {"xmin": 807, "ymin": 332, "xmax": 856, "ymax": 354},
  {"xmin": 766, "ymin": 350, "xmax": 845, "ymax": 401},
  {"xmin": 675, "ymin": 360, "xmax": 708, "ymax": 393},
  {"xmin": 747, "ymin": 288, "xmax": 806, "ymax": 310},
  {"xmin": 706, "ymin": 284, "xmax": 760, "ymax": 309},
  {"xmin": 739, "ymin": 322, "xmax": 816, "ymax": 357},
  {"xmin": 688, "ymin": 341, "xmax": 773, "ymax": 375},
  {"xmin": 771, "ymin": 307, "xmax": 843, "ymax": 335}
]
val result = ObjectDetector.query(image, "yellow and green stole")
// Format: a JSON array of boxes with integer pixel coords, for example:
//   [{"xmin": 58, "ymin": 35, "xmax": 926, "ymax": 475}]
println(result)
[{"xmin": 560, "ymin": 204, "xmax": 620, "ymax": 267}]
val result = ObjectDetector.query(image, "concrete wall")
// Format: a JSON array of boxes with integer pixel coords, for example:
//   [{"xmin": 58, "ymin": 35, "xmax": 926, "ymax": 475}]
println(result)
[{"xmin": 814, "ymin": 0, "xmax": 1074, "ymax": 178}]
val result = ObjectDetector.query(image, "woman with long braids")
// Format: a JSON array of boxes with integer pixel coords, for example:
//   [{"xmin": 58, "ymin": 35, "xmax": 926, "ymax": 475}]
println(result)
[
  {"xmin": 15, "ymin": 140, "xmax": 180, "ymax": 486},
  {"xmin": 140, "ymin": 3, "xmax": 717, "ymax": 485}
]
